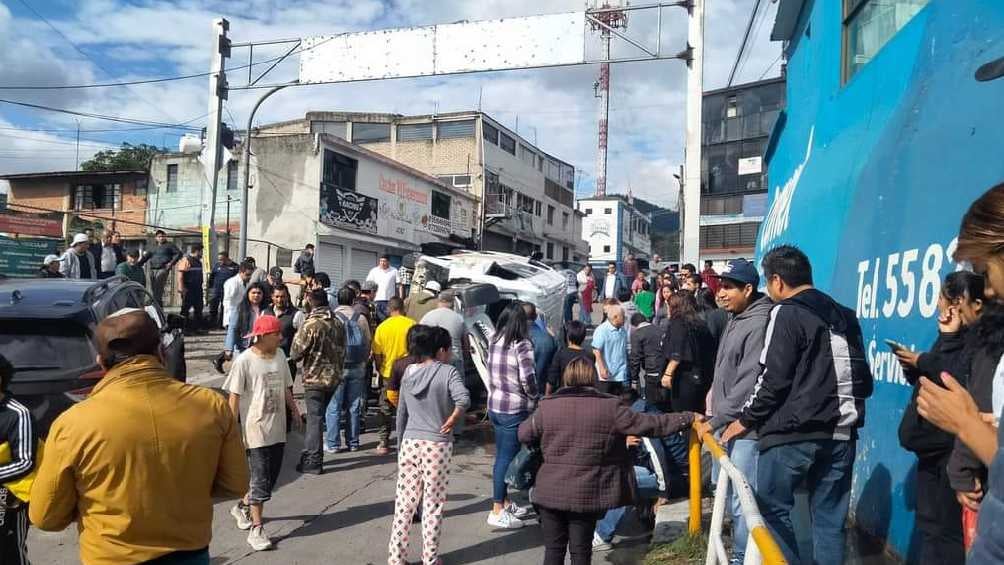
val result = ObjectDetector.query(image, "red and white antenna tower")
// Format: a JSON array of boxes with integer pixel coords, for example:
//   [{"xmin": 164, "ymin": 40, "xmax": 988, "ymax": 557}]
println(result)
[{"xmin": 589, "ymin": 1, "xmax": 628, "ymax": 198}]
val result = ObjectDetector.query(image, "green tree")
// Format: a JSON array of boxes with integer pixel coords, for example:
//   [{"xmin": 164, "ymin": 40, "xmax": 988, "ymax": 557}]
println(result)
[{"xmin": 80, "ymin": 143, "xmax": 165, "ymax": 172}]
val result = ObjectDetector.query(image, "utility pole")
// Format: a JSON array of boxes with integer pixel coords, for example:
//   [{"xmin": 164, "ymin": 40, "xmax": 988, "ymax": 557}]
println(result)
[
  {"xmin": 681, "ymin": 0, "xmax": 704, "ymax": 265},
  {"xmin": 589, "ymin": 2, "xmax": 626, "ymax": 198},
  {"xmin": 74, "ymin": 119, "xmax": 80, "ymax": 171},
  {"xmin": 205, "ymin": 18, "xmax": 230, "ymax": 257}
]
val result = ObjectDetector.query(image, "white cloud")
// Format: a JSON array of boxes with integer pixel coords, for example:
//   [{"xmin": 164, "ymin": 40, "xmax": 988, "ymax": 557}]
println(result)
[{"xmin": 0, "ymin": 0, "xmax": 783, "ymax": 210}]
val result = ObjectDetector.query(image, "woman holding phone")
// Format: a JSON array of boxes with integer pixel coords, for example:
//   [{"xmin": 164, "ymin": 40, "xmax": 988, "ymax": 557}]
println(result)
[{"xmin": 895, "ymin": 271, "xmax": 984, "ymax": 563}]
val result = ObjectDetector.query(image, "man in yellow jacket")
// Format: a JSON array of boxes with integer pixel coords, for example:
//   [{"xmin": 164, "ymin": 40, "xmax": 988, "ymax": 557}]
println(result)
[{"xmin": 29, "ymin": 309, "xmax": 249, "ymax": 565}]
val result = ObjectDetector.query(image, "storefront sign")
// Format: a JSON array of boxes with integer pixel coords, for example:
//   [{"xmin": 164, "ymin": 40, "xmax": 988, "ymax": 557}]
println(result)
[
  {"xmin": 0, "ymin": 235, "xmax": 61, "ymax": 278},
  {"xmin": 0, "ymin": 212, "xmax": 63, "ymax": 238},
  {"xmin": 320, "ymin": 185, "xmax": 379, "ymax": 235}
]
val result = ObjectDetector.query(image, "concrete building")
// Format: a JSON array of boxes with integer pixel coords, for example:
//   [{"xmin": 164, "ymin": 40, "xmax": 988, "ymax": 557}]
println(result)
[
  {"xmin": 699, "ymin": 77, "xmax": 785, "ymax": 267},
  {"xmin": 576, "ymin": 195, "xmax": 651, "ymax": 267},
  {"xmin": 1, "ymin": 170, "xmax": 151, "ymax": 239},
  {"xmin": 150, "ymin": 129, "xmax": 477, "ymax": 277},
  {"xmin": 257, "ymin": 111, "xmax": 588, "ymax": 263}
]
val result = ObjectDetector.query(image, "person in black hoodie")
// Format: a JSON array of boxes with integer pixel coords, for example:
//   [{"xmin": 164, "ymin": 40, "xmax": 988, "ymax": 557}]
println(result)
[
  {"xmin": 722, "ymin": 245, "xmax": 873, "ymax": 565},
  {"xmin": 895, "ymin": 271, "xmax": 983, "ymax": 564}
]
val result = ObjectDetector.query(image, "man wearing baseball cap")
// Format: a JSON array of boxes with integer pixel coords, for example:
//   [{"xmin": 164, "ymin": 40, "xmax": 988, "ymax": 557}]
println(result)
[
  {"xmin": 404, "ymin": 279, "xmax": 441, "ymax": 323},
  {"xmin": 224, "ymin": 314, "xmax": 303, "ymax": 551},
  {"xmin": 701, "ymin": 258, "xmax": 772, "ymax": 565},
  {"xmin": 30, "ymin": 308, "xmax": 249, "ymax": 564},
  {"xmin": 58, "ymin": 233, "xmax": 96, "ymax": 280},
  {"xmin": 38, "ymin": 254, "xmax": 63, "ymax": 278}
]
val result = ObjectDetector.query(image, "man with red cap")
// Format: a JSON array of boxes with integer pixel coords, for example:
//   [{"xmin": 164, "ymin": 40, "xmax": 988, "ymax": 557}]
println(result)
[
  {"xmin": 224, "ymin": 314, "xmax": 303, "ymax": 552},
  {"xmin": 29, "ymin": 308, "xmax": 249, "ymax": 565}
]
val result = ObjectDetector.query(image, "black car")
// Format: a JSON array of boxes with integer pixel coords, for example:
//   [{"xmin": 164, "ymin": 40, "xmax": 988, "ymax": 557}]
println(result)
[{"xmin": 0, "ymin": 276, "xmax": 186, "ymax": 435}]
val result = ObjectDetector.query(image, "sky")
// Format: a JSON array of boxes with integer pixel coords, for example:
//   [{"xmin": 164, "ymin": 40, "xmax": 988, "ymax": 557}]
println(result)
[{"xmin": 0, "ymin": 0, "xmax": 782, "ymax": 208}]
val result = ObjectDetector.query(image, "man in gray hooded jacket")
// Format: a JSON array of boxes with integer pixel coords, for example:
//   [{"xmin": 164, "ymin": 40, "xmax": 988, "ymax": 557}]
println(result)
[{"xmin": 707, "ymin": 259, "xmax": 772, "ymax": 565}]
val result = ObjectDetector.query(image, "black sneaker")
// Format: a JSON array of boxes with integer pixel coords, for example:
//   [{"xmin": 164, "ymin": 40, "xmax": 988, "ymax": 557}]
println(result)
[{"xmin": 213, "ymin": 353, "xmax": 226, "ymax": 375}]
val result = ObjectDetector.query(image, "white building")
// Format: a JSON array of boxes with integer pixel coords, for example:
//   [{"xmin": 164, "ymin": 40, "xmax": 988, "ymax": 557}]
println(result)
[{"xmin": 577, "ymin": 195, "xmax": 652, "ymax": 267}]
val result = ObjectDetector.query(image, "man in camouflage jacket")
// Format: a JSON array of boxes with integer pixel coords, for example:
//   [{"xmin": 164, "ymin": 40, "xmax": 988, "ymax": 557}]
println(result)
[{"xmin": 289, "ymin": 289, "xmax": 346, "ymax": 474}]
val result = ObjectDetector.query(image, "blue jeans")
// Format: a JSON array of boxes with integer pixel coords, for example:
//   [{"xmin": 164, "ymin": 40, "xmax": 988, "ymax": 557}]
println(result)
[
  {"xmin": 489, "ymin": 410, "xmax": 527, "ymax": 503},
  {"xmin": 325, "ymin": 364, "xmax": 366, "ymax": 449},
  {"xmin": 563, "ymin": 294, "xmax": 575, "ymax": 324},
  {"xmin": 595, "ymin": 466, "xmax": 660, "ymax": 542},
  {"xmin": 725, "ymin": 438, "xmax": 759, "ymax": 565},
  {"xmin": 756, "ymin": 439, "xmax": 855, "ymax": 565},
  {"xmin": 578, "ymin": 300, "xmax": 592, "ymax": 325}
]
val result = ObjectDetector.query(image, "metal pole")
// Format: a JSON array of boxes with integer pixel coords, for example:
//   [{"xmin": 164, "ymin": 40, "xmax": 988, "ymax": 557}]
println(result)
[
  {"xmin": 74, "ymin": 120, "xmax": 80, "ymax": 171},
  {"xmin": 225, "ymin": 194, "xmax": 231, "ymax": 253},
  {"xmin": 682, "ymin": 0, "xmax": 704, "ymax": 264},
  {"xmin": 238, "ymin": 83, "xmax": 293, "ymax": 260},
  {"xmin": 594, "ymin": 34, "xmax": 610, "ymax": 198},
  {"xmin": 206, "ymin": 18, "xmax": 230, "ymax": 257}
]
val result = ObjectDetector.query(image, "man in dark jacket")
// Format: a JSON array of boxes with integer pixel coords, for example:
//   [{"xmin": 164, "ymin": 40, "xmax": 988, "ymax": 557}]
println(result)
[
  {"xmin": 628, "ymin": 313, "xmax": 667, "ymax": 410},
  {"xmin": 722, "ymin": 245, "xmax": 873, "ymax": 565},
  {"xmin": 706, "ymin": 259, "xmax": 772, "ymax": 565},
  {"xmin": 208, "ymin": 252, "xmax": 239, "ymax": 328},
  {"xmin": 293, "ymin": 244, "xmax": 314, "ymax": 277}
]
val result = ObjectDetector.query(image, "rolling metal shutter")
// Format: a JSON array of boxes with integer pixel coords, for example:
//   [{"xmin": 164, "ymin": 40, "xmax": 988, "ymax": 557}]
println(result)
[{"xmin": 315, "ymin": 242, "xmax": 345, "ymax": 287}]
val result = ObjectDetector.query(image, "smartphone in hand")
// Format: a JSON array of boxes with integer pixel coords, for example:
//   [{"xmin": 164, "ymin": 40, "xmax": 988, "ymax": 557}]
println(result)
[{"xmin": 884, "ymin": 339, "xmax": 906, "ymax": 351}]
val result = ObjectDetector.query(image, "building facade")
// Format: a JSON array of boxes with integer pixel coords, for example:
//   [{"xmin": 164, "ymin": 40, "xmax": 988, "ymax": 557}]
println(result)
[
  {"xmin": 258, "ymin": 111, "xmax": 588, "ymax": 263},
  {"xmin": 242, "ymin": 132, "xmax": 477, "ymax": 282},
  {"xmin": 2, "ymin": 170, "xmax": 151, "ymax": 239},
  {"xmin": 577, "ymin": 195, "xmax": 652, "ymax": 267},
  {"xmin": 762, "ymin": 1, "xmax": 999, "ymax": 558},
  {"xmin": 699, "ymin": 77, "xmax": 785, "ymax": 267}
]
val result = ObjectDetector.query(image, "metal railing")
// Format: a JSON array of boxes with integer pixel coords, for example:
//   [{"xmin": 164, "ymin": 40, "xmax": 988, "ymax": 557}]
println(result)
[{"xmin": 689, "ymin": 426, "xmax": 787, "ymax": 565}]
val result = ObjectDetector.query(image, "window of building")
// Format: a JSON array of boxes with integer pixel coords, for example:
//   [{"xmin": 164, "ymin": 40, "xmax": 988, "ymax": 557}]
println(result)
[
  {"xmin": 562, "ymin": 212, "xmax": 569, "ymax": 229},
  {"xmin": 135, "ymin": 178, "xmax": 148, "ymax": 197},
  {"xmin": 353, "ymin": 122, "xmax": 391, "ymax": 143},
  {"xmin": 603, "ymin": 245, "xmax": 611, "ymax": 253},
  {"xmin": 604, "ymin": 208, "xmax": 612, "ymax": 214},
  {"xmin": 453, "ymin": 174, "xmax": 471, "ymax": 187},
  {"xmin": 431, "ymin": 191, "xmax": 451, "ymax": 219},
  {"xmin": 73, "ymin": 183, "xmax": 121, "ymax": 210},
  {"xmin": 843, "ymin": 0, "xmax": 930, "ymax": 82},
  {"xmin": 322, "ymin": 149, "xmax": 358, "ymax": 191},
  {"xmin": 562, "ymin": 246, "xmax": 569, "ymax": 261},
  {"xmin": 226, "ymin": 160, "xmax": 238, "ymax": 191},
  {"xmin": 726, "ymin": 96, "xmax": 738, "ymax": 118},
  {"xmin": 166, "ymin": 164, "xmax": 178, "ymax": 193},
  {"xmin": 585, "ymin": 208, "xmax": 592, "ymax": 215},
  {"xmin": 437, "ymin": 120, "xmax": 475, "ymax": 139},
  {"xmin": 700, "ymin": 221, "xmax": 760, "ymax": 248},
  {"xmin": 519, "ymin": 145, "xmax": 536, "ymax": 167},
  {"xmin": 397, "ymin": 123, "xmax": 434, "ymax": 141},
  {"xmin": 546, "ymin": 242, "xmax": 554, "ymax": 260},
  {"xmin": 482, "ymin": 122, "xmax": 499, "ymax": 145},
  {"xmin": 499, "ymin": 132, "xmax": 516, "ymax": 155},
  {"xmin": 310, "ymin": 121, "xmax": 348, "ymax": 139},
  {"xmin": 535, "ymin": 201, "xmax": 542, "ymax": 216},
  {"xmin": 547, "ymin": 205, "xmax": 555, "ymax": 225}
]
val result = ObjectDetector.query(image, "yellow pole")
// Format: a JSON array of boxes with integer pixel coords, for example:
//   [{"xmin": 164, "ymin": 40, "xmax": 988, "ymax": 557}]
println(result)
[{"xmin": 688, "ymin": 427, "xmax": 702, "ymax": 535}]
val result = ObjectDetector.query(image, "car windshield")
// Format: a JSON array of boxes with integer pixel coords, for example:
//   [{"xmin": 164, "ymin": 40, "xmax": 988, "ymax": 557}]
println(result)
[{"xmin": 0, "ymin": 320, "xmax": 95, "ymax": 373}]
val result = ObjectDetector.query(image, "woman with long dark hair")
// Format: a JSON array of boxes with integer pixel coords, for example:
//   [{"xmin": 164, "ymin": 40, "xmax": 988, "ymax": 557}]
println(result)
[
  {"xmin": 695, "ymin": 287, "xmax": 728, "ymax": 348},
  {"xmin": 896, "ymin": 271, "xmax": 984, "ymax": 563},
  {"xmin": 660, "ymin": 292, "xmax": 715, "ymax": 413},
  {"xmin": 653, "ymin": 284, "xmax": 674, "ymax": 329},
  {"xmin": 486, "ymin": 302, "xmax": 538, "ymax": 530},
  {"xmin": 225, "ymin": 282, "xmax": 268, "ymax": 357}
]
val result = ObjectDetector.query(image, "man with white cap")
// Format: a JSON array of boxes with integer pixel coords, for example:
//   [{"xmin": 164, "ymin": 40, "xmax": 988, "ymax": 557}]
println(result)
[
  {"xmin": 404, "ymin": 279, "xmax": 441, "ymax": 323},
  {"xmin": 39, "ymin": 254, "xmax": 63, "ymax": 278},
  {"xmin": 58, "ymin": 233, "xmax": 96, "ymax": 280}
]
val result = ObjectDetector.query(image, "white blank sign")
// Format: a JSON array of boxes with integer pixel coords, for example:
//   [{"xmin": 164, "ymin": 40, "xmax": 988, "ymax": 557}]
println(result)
[{"xmin": 299, "ymin": 12, "xmax": 587, "ymax": 84}]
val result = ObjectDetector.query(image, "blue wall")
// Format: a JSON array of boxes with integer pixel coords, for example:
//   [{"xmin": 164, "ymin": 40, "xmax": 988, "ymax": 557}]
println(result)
[{"xmin": 759, "ymin": 2, "xmax": 1004, "ymax": 559}]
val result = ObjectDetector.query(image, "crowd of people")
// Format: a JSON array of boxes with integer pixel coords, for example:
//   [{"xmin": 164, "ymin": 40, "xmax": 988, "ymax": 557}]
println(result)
[{"xmin": 6, "ymin": 183, "xmax": 1004, "ymax": 564}]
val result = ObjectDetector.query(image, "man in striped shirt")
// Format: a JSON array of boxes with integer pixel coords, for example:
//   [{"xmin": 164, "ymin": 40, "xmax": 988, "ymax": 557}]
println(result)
[{"xmin": 0, "ymin": 354, "xmax": 37, "ymax": 565}]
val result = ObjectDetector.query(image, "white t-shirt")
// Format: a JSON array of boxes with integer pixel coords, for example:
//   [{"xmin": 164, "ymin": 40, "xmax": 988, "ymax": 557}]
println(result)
[
  {"xmin": 366, "ymin": 266, "xmax": 399, "ymax": 301},
  {"xmin": 222, "ymin": 274, "xmax": 247, "ymax": 328},
  {"xmin": 223, "ymin": 348, "xmax": 293, "ymax": 449},
  {"xmin": 604, "ymin": 275, "xmax": 616, "ymax": 298},
  {"xmin": 101, "ymin": 246, "xmax": 117, "ymax": 272}
]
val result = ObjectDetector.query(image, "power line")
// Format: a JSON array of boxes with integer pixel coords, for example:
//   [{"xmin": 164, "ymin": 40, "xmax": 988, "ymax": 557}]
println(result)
[
  {"xmin": 727, "ymin": 0, "xmax": 763, "ymax": 87},
  {"xmin": 0, "ymin": 98, "xmax": 203, "ymax": 130},
  {"xmin": 735, "ymin": 2, "xmax": 771, "ymax": 84},
  {"xmin": 0, "ymin": 132, "xmax": 113, "ymax": 148},
  {"xmin": 758, "ymin": 53, "xmax": 783, "ymax": 81},
  {"xmin": 0, "ymin": 112, "xmax": 209, "ymax": 134},
  {"xmin": 14, "ymin": 0, "xmax": 181, "ymax": 123}
]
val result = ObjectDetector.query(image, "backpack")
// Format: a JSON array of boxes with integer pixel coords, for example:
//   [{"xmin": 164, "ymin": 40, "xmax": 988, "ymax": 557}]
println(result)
[{"xmin": 336, "ymin": 311, "xmax": 366, "ymax": 365}]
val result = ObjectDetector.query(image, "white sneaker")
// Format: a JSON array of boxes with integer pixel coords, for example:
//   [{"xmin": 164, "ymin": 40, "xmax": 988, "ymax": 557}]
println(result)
[
  {"xmin": 592, "ymin": 532, "xmax": 613, "ymax": 552},
  {"xmin": 505, "ymin": 501, "xmax": 533, "ymax": 519},
  {"xmin": 247, "ymin": 525, "xmax": 273, "ymax": 551},
  {"xmin": 486, "ymin": 509, "xmax": 524, "ymax": 529},
  {"xmin": 230, "ymin": 504, "xmax": 252, "ymax": 530}
]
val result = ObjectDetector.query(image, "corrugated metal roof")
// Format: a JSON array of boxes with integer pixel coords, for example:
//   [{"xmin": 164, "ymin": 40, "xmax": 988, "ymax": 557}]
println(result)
[{"xmin": 0, "ymin": 170, "xmax": 147, "ymax": 181}]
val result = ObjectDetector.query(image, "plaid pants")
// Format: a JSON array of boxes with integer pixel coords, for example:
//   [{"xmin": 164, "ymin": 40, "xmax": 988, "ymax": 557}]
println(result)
[{"xmin": 388, "ymin": 439, "xmax": 453, "ymax": 565}]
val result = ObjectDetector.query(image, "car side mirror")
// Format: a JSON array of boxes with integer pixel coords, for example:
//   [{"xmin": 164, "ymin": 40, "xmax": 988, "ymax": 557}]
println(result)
[{"xmin": 165, "ymin": 314, "xmax": 185, "ymax": 332}]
